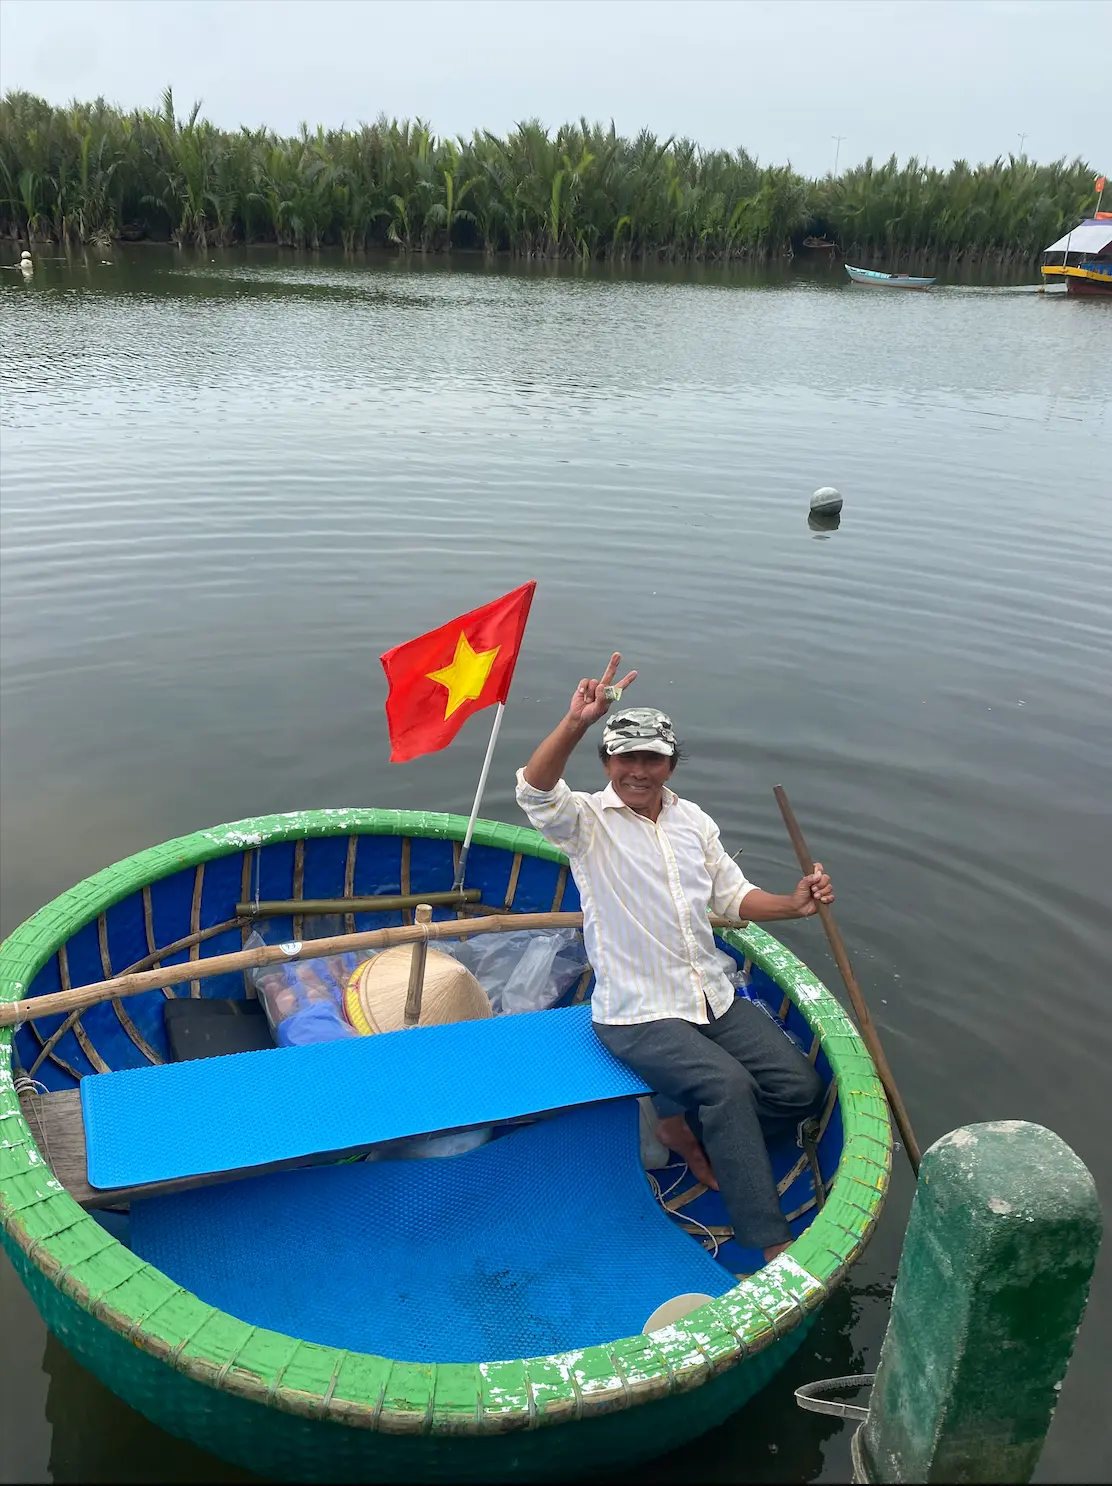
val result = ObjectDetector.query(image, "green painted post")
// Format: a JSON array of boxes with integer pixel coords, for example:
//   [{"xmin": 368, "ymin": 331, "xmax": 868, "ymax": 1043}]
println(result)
[{"xmin": 854, "ymin": 1120, "xmax": 1101, "ymax": 1485}]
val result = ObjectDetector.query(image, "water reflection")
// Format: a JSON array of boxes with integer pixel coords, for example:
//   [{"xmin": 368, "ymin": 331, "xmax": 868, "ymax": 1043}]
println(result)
[
  {"xmin": 43, "ymin": 1331, "xmax": 259, "ymax": 1485},
  {"xmin": 808, "ymin": 511, "xmax": 842, "ymax": 536}
]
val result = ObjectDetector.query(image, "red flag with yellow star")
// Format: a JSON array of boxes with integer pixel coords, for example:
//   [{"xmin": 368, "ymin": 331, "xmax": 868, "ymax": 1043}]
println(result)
[{"xmin": 380, "ymin": 582, "xmax": 536, "ymax": 762}]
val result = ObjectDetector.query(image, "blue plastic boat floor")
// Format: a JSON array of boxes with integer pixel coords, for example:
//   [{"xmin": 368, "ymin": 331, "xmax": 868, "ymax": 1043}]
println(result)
[
  {"xmin": 80, "ymin": 1004, "xmax": 651, "ymax": 1189},
  {"xmin": 129, "ymin": 1101, "xmax": 734, "ymax": 1363}
]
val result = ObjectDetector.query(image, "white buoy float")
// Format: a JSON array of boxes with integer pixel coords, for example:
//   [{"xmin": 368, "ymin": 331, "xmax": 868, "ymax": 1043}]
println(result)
[
  {"xmin": 810, "ymin": 485, "xmax": 843, "ymax": 515},
  {"xmin": 19, "ymin": 249, "xmax": 33, "ymax": 277}
]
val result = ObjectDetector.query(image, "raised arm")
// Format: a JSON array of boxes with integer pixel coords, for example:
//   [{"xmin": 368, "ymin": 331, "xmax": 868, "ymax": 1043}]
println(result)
[{"xmin": 522, "ymin": 652, "xmax": 638, "ymax": 790}]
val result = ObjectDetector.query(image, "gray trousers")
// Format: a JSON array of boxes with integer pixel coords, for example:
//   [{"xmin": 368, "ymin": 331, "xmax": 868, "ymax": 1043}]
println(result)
[{"xmin": 594, "ymin": 997, "xmax": 824, "ymax": 1250}]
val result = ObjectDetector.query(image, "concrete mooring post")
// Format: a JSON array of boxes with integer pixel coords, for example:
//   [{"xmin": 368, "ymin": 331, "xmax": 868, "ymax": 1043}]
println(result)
[{"xmin": 854, "ymin": 1120, "xmax": 1101, "ymax": 1484}]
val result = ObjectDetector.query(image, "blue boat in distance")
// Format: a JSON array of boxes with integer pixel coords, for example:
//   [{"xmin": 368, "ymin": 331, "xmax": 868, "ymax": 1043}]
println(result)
[{"xmin": 846, "ymin": 264, "xmax": 936, "ymax": 289}]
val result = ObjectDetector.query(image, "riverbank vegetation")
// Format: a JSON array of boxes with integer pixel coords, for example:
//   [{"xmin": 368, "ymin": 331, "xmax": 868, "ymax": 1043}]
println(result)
[{"xmin": 1, "ymin": 90, "xmax": 1101, "ymax": 262}]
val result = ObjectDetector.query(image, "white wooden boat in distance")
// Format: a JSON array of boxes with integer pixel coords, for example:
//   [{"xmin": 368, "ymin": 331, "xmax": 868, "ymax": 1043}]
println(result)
[{"xmin": 846, "ymin": 264, "xmax": 936, "ymax": 289}]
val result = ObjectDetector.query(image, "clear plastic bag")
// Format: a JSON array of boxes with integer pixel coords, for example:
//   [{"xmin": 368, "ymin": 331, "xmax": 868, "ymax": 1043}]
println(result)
[
  {"xmin": 247, "ymin": 931, "xmax": 362, "ymax": 1047},
  {"xmin": 439, "ymin": 928, "xmax": 590, "ymax": 1016},
  {"xmin": 246, "ymin": 924, "xmax": 590, "ymax": 1050},
  {"xmin": 364, "ymin": 1127, "xmax": 492, "ymax": 1162}
]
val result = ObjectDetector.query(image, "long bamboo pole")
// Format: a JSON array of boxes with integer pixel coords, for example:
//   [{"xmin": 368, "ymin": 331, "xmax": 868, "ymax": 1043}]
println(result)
[
  {"xmin": 773, "ymin": 784, "xmax": 922, "ymax": 1175},
  {"xmin": 235, "ymin": 890, "xmax": 480, "ymax": 918},
  {"xmin": 0, "ymin": 911, "xmax": 745, "ymax": 1030}
]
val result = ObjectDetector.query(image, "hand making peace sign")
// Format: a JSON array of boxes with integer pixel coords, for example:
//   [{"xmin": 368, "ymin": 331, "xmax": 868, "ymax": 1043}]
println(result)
[{"xmin": 568, "ymin": 653, "xmax": 639, "ymax": 728}]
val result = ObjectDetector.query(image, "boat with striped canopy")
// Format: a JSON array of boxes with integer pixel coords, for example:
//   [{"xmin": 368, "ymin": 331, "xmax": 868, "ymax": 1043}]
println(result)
[{"xmin": 0, "ymin": 809, "xmax": 891, "ymax": 1482}]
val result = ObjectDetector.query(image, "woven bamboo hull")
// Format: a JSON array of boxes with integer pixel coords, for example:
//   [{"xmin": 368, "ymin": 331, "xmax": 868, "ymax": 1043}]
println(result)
[
  {"xmin": 4, "ymin": 1232, "xmax": 815, "ymax": 1481},
  {"xmin": 0, "ymin": 809, "xmax": 891, "ymax": 1480}
]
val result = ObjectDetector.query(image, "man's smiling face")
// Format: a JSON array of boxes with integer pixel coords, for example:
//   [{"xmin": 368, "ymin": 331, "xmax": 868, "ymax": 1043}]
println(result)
[{"xmin": 603, "ymin": 748, "xmax": 676, "ymax": 816}]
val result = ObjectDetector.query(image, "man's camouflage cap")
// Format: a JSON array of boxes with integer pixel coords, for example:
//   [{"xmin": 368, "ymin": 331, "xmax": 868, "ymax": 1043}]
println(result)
[{"xmin": 601, "ymin": 707, "xmax": 678, "ymax": 757}]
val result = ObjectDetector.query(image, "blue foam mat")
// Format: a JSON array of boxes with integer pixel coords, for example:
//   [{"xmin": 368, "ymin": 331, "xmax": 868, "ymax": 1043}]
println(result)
[
  {"xmin": 129, "ymin": 1101, "xmax": 732, "ymax": 1363},
  {"xmin": 81, "ymin": 1004, "xmax": 650, "ymax": 1189}
]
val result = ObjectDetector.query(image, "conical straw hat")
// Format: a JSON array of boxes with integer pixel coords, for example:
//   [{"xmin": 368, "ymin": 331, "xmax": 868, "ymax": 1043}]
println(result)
[{"xmin": 344, "ymin": 946, "xmax": 492, "ymax": 1035}]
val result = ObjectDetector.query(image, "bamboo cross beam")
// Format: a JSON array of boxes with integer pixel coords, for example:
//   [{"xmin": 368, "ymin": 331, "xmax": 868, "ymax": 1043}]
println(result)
[
  {"xmin": 235, "ymin": 890, "xmax": 481, "ymax": 918},
  {"xmin": 0, "ymin": 911, "xmax": 746, "ymax": 1030}
]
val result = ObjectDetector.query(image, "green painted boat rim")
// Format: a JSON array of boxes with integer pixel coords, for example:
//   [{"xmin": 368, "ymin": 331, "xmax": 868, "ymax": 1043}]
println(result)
[{"xmin": 0, "ymin": 808, "xmax": 892, "ymax": 1437}]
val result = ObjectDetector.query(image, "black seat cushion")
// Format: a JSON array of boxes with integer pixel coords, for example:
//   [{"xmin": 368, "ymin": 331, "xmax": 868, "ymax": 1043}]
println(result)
[{"xmin": 163, "ymin": 997, "xmax": 275, "ymax": 1062}]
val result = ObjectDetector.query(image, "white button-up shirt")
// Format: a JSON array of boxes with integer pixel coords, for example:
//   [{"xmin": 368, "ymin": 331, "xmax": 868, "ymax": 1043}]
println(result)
[{"xmin": 515, "ymin": 769, "xmax": 759, "ymax": 1026}]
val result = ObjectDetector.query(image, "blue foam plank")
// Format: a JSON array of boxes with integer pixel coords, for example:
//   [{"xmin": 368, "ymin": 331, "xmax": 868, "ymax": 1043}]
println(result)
[{"xmin": 81, "ymin": 1004, "xmax": 650, "ymax": 1190}]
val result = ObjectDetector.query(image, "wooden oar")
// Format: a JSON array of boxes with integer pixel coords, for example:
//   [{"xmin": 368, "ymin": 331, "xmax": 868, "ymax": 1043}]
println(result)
[
  {"xmin": 773, "ymin": 784, "xmax": 922, "ymax": 1175},
  {"xmin": 0, "ymin": 910, "xmax": 745, "ymax": 1030}
]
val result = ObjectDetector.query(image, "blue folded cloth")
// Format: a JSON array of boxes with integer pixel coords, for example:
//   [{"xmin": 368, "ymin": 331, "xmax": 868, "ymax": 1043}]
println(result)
[{"xmin": 275, "ymin": 1001, "xmax": 358, "ymax": 1047}]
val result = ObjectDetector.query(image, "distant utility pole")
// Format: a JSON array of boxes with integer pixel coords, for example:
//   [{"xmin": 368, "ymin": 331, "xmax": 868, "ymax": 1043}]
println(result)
[
  {"xmin": 1017, "ymin": 132, "xmax": 1028, "ymax": 155},
  {"xmin": 832, "ymin": 135, "xmax": 846, "ymax": 175}
]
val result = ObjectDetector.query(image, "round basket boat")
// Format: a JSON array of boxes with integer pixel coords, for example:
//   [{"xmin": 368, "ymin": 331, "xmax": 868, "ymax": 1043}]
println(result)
[{"xmin": 0, "ymin": 810, "xmax": 891, "ymax": 1483}]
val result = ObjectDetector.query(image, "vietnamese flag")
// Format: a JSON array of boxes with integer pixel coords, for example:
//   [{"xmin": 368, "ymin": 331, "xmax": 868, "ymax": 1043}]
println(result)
[
  {"xmin": 380, "ymin": 582, "xmax": 536, "ymax": 762},
  {"xmin": 1096, "ymin": 176, "xmax": 1106, "ymax": 193}
]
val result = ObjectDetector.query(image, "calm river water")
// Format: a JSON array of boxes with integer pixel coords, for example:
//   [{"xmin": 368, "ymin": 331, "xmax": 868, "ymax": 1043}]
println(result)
[{"xmin": 0, "ymin": 249, "xmax": 1108, "ymax": 1483}]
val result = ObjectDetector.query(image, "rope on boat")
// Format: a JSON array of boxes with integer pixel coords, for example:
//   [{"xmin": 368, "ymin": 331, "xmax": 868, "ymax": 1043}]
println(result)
[
  {"xmin": 795, "ymin": 1373, "xmax": 875, "ymax": 1421},
  {"xmin": 14, "ymin": 1075, "xmax": 54, "ymax": 1171},
  {"xmin": 799, "ymin": 1116, "xmax": 826, "ymax": 1210},
  {"xmin": 647, "ymin": 1163, "xmax": 725, "ymax": 1257},
  {"xmin": 674, "ymin": 1205, "xmax": 722, "ymax": 1257},
  {"xmin": 648, "ymin": 1109, "xmax": 829, "ymax": 1260}
]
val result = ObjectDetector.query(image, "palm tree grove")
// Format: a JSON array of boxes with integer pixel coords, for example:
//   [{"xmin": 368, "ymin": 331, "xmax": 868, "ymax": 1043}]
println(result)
[{"xmin": 0, "ymin": 89, "xmax": 1101, "ymax": 262}]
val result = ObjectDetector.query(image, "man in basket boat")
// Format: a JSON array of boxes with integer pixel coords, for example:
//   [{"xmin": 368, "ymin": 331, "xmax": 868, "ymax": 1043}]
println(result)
[{"xmin": 517, "ymin": 653, "xmax": 833, "ymax": 1262}]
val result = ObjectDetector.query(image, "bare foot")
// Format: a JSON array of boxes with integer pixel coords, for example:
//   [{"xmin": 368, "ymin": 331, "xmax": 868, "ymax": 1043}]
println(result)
[
  {"xmin": 763, "ymin": 1240, "xmax": 791, "ymax": 1263},
  {"xmin": 656, "ymin": 1115, "xmax": 719, "ymax": 1190}
]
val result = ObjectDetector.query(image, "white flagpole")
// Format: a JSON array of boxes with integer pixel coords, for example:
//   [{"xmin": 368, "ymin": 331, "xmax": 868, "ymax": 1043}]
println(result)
[{"xmin": 453, "ymin": 702, "xmax": 506, "ymax": 890}]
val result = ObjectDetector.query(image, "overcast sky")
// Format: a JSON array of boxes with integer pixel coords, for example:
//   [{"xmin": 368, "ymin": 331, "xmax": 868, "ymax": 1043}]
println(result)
[{"xmin": 0, "ymin": 0, "xmax": 1106, "ymax": 179}]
